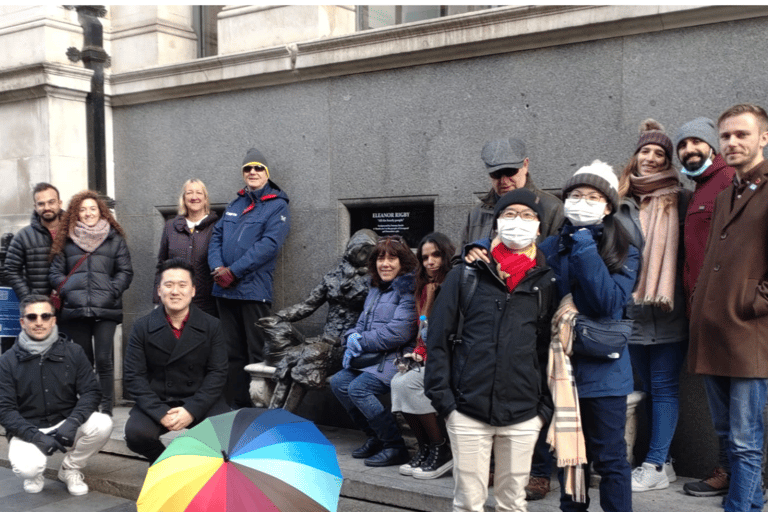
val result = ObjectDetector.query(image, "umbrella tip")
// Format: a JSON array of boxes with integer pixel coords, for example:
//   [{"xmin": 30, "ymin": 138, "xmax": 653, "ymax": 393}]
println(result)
[{"xmin": 221, "ymin": 450, "xmax": 229, "ymax": 463}]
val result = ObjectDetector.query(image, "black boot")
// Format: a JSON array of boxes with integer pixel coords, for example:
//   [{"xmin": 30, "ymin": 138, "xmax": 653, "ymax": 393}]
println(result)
[
  {"xmin": 352, "ymin": 437, "xmax": 384, "ymax": 459},
  {"xmin": 364, "ymin": 411, "xmax": 409, "ymax": 467},
  {"xmin": 399, "ymin": 443, "xmax": 430, "ymax": 476},
  {"xmin": 413, "ymin": 439, "xmax": 453, "ymax": 479}
]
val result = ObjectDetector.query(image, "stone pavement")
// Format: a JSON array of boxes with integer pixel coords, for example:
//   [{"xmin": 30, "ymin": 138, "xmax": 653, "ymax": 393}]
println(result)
[{"xmin": 0, "ymin": 407, "xmax": 758, "ymax": 511}]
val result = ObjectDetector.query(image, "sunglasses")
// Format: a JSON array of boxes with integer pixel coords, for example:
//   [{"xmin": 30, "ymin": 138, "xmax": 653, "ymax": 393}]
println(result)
[
  {"xmin": 243, "ymin": 165, "xmax": 267, "ymax": 173},
  {"xmin": 23, "ymin": 313, "xmax": 54, "ymax": 321},
  {"xmin": 489, "ymin": 168, "xmax": 520, "ymax": 180}
]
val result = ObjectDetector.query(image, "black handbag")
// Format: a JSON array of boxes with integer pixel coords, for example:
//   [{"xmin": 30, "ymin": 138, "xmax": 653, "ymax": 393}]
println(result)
[
  {"xmin": 573, "ymin": 315, "xmax": 633, "ymax": 360},
  {"xmin": 350, "ymin": 352, "xmax": 387, "ymax": 371}
]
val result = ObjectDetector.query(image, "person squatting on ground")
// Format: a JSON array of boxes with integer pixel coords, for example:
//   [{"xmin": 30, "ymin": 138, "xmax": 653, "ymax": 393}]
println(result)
[
  {"xmin": 330, "ymin": 236, "xmax": 418, "ymax": 468},
  {"xmin": 689, "ymin": 103, "xmax": 768, "ymax": 512},
  {"xmin": 391, "ymin": 232, "xmax": 456, "ymax": 480},
  {"xmin": 154, "ymin": 179, "xmax": 220, "ymax": 317},
  {"xmin": 4, "ymin": 183, "xmax": 64, "ymax": 301},
  {"xmin": 49, "ymin": 190, "xmax": 133, "ymax": 416},
  {"xmin": 123, "ymin": 258, "xmax": 229, "ymax": 464},
  {"xmin": 0, "ymin": 295, "xmax": 113, "ymax": 496},
  {"xmin": 428, "ymin": 189, "xmax": 555, "ymax": 512},
  {"xmin": 208, "ymin": 147, "xmax": 290, "ymax": 409},
  {"xmin": 616, "ymin": 120, "xmax": 690, "ymax": 492},
  {"xmin": 538, "ymin": 161, "xmax": 639, "ymax": 512}
]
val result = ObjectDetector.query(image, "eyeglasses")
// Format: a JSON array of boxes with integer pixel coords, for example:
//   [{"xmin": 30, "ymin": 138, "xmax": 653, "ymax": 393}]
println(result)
[
  {"xmin": 489, "ymin": 168, "xmax": 520, "ymax": 180},
  {"xmin": 566, "ymin": 192, "xmax": 607, "ymax": 205},
  {"xmin": 243, "ymin": 165, "xmax": 267, "ymax": 173},
  {"xmin": 23, "ymin": 313, "xmax": 54, "ymax": 321},
  {"xmin": 499, "ymin": 210, "xmax": 538, "ymax": 221}
]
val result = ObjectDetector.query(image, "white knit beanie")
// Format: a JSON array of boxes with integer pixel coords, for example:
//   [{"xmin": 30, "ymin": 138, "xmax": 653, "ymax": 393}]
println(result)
[{"xmin": 562, "ymin": 160, "xmax": 620, "ymax": 211}]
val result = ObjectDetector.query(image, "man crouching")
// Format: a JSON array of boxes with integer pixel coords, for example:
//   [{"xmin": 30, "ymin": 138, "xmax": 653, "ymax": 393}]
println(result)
[{"xmin": 0, "ymin": 295, "xmax": 112, "ymax": 495}]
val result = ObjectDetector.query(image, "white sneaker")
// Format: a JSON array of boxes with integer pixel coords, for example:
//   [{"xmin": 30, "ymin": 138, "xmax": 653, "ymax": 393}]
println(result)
[
  {"xmin": 58, "ymin": 468, "xmax": 88, "ymax": 496},
  {"xmin": 664, "ymin": 460, "xmax": 677, "ymax": 483},
  {"xmin": 632, "ymin": 462, "xmax": 669, "ymax": 492},
  {"xmin": 23, "ymin": 474, "xmax": 45, "ymax": 494}
]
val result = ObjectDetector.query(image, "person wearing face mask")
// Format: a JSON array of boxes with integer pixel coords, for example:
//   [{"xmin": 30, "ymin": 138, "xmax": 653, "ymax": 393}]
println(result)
[
  {"xmin": 538, "ymin": 160, "xmax": 639, "ymax": 512},
  {"xmin": 673, "ymin": 117, "xmax": 738, "ymax": 498},
  {"xmin": 616, "ymin": 120, "xmax": 692, "ymax": 493},
  {"xmin": 426, "ymin": 189, "xmax": 555, "ymax": 512}
]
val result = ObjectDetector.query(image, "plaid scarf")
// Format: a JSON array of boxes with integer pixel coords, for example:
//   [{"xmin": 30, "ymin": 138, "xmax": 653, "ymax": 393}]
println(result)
[{"xmin": 546, "ymin": 293, "xmax": 587, "ymax": 503}]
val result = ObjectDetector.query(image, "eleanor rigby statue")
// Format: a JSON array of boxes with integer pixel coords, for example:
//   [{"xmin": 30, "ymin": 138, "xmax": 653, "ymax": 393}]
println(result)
[{"xmin": 254, "ymin": 229, "xmax": 378, "ymax": 411}]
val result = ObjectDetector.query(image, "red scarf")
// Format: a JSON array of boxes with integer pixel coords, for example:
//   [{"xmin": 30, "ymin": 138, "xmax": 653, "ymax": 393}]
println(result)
[{"xmin": 491, "ymin": 242, "xmax": 536, "ymax": 292}]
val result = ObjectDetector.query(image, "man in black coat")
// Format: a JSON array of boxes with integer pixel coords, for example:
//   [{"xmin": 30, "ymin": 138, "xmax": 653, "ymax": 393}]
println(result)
[
  {"xmin": 0, "ymin": 295, "xmax": 112, "ymax": 496},
  {"xmin": 4, "ymin": 183, "xmax": 63, "ymax": 299},
  {"xmin": 124, "ymin": 258, "xmax": 229, "ymax": 464}
]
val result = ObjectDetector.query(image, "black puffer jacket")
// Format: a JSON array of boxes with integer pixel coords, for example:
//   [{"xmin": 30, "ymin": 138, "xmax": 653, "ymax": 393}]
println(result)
[
  {"xmin": 4, "ymin": 212, "xmax": 58, "ymax": 299},
  {"xmin": 425, "ymin": 252, "xmax": 555, "ymax": 427},
  {"xmin": 0, "ymin": 333, "xmax": 101, "ymax": 442},
  {"xmin": 49, "ymin": 228, "xmax": 133, "ymax": 322},
  {"xmin": 153, "ymin": 213, "xmax": 219, "ymax": 316}
]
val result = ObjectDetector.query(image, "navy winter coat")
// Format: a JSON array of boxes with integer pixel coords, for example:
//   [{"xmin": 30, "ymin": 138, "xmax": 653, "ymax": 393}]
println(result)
[
  {"xmin": 426, "ymin": 244, "xmax": 555, "ymax": 427},
  {"xmin": 345, "ymin": 272, "xmax": 417, "ymax": 384},
  {"xmin": 0, "ymin": 333, "xmax": 101, "ymax": 441},
  {"xmin": 4, "ymin": 212, "xmax": 57, "ymax": 299},
  {"xmin": 539, "ymin": 223, "xmax": 639, "ymax": 398},
  {"xmin": 49, "ymin": 228, "xmax": 133, "ymax": 322},
  {"xmin": 208, "ymin": 181, "xmax": 290, "ymax": 303}
]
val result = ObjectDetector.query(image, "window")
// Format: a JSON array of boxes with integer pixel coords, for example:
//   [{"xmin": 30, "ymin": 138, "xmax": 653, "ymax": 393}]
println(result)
[
  {"xmin": 357, "ymin": 5, "xmax": 493, "ymax": 30},
  {"xmin": 193, "ymin": 6, "xmax": 223, "ymax": 58}
]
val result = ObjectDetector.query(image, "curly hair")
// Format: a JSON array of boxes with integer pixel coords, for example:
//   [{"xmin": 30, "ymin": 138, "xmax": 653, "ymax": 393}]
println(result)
[
  {"xmin": 415, "ymin": 232, "xmax": 455, "ymax": 299},
  {"xmin": 50, "ymin": 190, "xmax": 125, "ymax": 257},
  {"xmin": 367, "ymin": 235, "xmax": 418, "ymax": 288}
]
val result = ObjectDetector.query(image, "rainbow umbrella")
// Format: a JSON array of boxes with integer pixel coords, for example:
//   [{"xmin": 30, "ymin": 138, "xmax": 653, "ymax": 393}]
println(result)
[{"xmin": 137, "ymin": 408, "xmax": 343, "ymax": 512}]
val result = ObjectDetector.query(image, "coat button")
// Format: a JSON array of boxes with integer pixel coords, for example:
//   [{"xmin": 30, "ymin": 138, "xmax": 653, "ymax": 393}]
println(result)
[
  {"xmin": 714, "ymin": 264, "xmax": 720, "ymax": 271},
  {"xmin": 720, "ymin": 232, "xmax": 727, "ymax": 240}
]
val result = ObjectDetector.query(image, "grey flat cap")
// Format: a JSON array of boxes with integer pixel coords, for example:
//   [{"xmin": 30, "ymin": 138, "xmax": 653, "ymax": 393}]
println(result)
[{"xmin": 481, "ymin": 138, "xmax": 527, "ymax": 172}]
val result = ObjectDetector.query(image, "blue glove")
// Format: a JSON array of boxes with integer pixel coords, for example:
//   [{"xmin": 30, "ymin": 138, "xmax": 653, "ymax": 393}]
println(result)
[
  {"xmin": 572, "ymin": 225, "xmax": 602, "ymax": 245},
  {"xmin": 342, "ymin": 333, "xmax": 363, "ymax": 369}
]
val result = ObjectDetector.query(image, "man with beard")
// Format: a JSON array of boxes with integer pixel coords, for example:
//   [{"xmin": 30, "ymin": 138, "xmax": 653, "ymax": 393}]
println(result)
[
  {"xmin": 0, "ymin": 295, "xmax": 112, "ymax": 496},
  {"xmin": 5, "ymin": 183, "xmax": 64, "ymax": 300}
]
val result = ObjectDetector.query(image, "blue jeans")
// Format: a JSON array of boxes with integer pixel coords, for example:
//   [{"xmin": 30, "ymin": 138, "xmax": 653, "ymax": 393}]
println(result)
[
  {"xmin": 559, "ymin": 396, "xmax": 632, "ymax": 512},
  {"xmin": 629, "ymin": 342, "xmax": 687, "ymax": 466},
  {"xmin": 330, "ymin": 369, "xmax": 391, "ymax": 436},
  {"xmin": 703, "ymin": 375, "xmax": 768, "ymax": 512}
]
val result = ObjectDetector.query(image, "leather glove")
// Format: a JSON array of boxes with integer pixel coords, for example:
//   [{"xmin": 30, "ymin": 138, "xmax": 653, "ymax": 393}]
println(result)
[
  {"xmin": 32, "ymin": 433, "xmax": 66, "ymax": 456},
  {"xmin": 212, "ymin": 267, "xmax": 236, "ymax": 288},
  {"xmin": 49, "ymin": 418, "xmax": 80, "ymax": 448}
]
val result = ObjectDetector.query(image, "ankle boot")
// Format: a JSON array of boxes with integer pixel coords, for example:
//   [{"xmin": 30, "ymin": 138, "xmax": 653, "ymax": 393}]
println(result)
[
  {"xmin": 364, "ymin": 410, "xmax": 409, "ymax": 467},
  {"xmin": 352, "ymin": 437, "xmax": 383, "ymax": 459},
  {"xmin": 413, "ymin": 439, "xmax": 453, "ymax": 479},
  {"xmin": 399, "ymin": 443, "xmax": 430, "ymax": 476}
]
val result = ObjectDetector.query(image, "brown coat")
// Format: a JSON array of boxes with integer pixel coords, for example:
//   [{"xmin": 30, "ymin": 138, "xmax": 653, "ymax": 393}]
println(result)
[{"xmin": 689, "ymin": 159, "xmax": 768, "ymax": 378}]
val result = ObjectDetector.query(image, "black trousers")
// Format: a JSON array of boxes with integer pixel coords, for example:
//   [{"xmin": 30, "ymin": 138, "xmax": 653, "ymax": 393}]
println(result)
[
  {"xmin": 124, "ymin": 399, "xmax": 231, "ymax": 464},
  {"xmin": 215, "ymin": 298, "xmax": 271, "ymax": 408}
]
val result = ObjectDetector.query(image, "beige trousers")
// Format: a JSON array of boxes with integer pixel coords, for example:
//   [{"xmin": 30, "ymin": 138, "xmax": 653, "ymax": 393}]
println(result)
[
  {"xmin": 9, "ymin": 412, "xmax": 113, "ymax": 479},
  {"xmin": 446, "ymin": 410, "xmax": 543, "ymax": 512}
]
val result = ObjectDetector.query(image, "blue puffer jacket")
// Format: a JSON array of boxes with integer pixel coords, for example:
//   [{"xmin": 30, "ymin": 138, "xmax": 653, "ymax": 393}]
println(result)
[
  {"xmin": 539, "ymin": 222, "xmax": 639, "ymax": 398},
  {"xmin": 345, "ymin": 272, "xmax": 417, "ymax": 384},
  {"xmin": 208, "ymin": 181, "xmax": 290, "ymax": 303}
]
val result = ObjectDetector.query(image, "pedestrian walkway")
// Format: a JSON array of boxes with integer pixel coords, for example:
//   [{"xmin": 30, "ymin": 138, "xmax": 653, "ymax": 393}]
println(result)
[{"xmin": 0, "ymin": 407, "xmax": 757, "ymax": 511}]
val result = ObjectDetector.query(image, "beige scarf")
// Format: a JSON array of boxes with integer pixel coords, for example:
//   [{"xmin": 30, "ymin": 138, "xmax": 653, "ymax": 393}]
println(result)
[
  {"xmin": 546, "ymin": 294, "xmax": 587, "ymax": 503},
  {"xmin": 629, "ymin": 169, "xmax": 679, "ymax": 311}
]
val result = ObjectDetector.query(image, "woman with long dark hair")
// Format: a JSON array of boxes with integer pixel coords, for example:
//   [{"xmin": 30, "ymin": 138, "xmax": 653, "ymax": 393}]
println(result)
[
  {"xmin": 49, "ymin": 190, "xmax": 133, "ymax": 416},
  {"xmin": 538, "ymin": 161, "xmax": 639, "ymax": 512},
  {"xmin": 153, "ymin": 179, "xmax": 219, "ymax": 316},
  {"xmin": 390, "ymin": 232, "xmax": 456, "ymax": 480},
  {"xmin": 329, "ymin": 236, "xmax": 418, "ymax": 468},
  {"xmin": 618, "ymin": 120, "xmax": 690, "ymax": 492}
]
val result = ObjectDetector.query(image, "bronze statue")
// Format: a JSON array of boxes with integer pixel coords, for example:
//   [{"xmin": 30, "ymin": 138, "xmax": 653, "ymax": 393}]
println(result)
[{"xmin": 257, "ymin": 229, "xmax": 377, "ymax": 410}]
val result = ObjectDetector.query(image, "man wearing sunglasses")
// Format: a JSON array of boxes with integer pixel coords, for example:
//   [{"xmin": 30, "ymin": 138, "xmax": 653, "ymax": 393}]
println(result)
[
  {"xmin": 209, "ymin": 147, "xmax": 291, "ymax": 408},
  {"xmin": 460, "ymin": 138, "xmax": 563, "ymax": 248},
  {"xmin": 0, "ymin": 295, "xmax": 112, "ymax": 496}
]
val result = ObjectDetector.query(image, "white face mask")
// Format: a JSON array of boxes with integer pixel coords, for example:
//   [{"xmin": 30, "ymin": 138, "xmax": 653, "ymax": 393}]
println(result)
[
  {"xmin": 497, "ymin": 217, "xmax": 540, "ymax": 250},
  {"xmin": 564, "ymin": 198, "xmax": 607, "ymax": 226}
]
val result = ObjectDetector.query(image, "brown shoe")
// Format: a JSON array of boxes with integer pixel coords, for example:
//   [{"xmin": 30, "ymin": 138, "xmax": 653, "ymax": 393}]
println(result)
[
  {"xmin": 683, "ymin": 467, "xmax": 729, "ymax": 497},
  {"xmin": 526, "ymin": 476, "xmax": 550, "ymax": 500}
]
